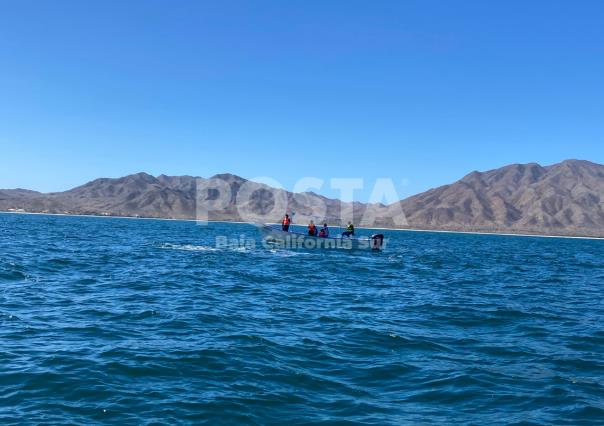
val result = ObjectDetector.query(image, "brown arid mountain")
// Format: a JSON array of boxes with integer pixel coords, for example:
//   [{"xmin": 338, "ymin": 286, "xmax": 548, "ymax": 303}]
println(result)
[
  {"xmin": 395, "ymin": 160, "xmax": 604, "ymax": 236},
  {"xmin": 0, "ymin": 172, "xmax": 368, "ymax": 224},
  {"xmin": 1, "ymin": 160, "xmax": 603, "ymax": 237}
]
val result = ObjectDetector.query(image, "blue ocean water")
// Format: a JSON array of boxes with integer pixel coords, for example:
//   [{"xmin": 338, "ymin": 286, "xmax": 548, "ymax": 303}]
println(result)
[{"xmin": 0, "ymin": 213, "xmax": 603, "ymax": 425}]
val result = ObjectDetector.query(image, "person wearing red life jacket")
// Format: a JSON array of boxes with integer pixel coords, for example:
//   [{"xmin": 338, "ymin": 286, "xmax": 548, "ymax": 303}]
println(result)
[
  {"xmin": 308, "ymin": 220, "xmax": 317, "ymax": 236},
  {"xmin": 281, "ymin": 214, "xmax": 291, "ymax": 232},
  {"xmin": 318, "ymin": 223, "xmax": 329, "ymax": 238}
]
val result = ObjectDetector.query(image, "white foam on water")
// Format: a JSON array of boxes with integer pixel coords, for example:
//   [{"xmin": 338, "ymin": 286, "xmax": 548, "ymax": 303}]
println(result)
[
  {"xmin": 158, "ymin": 243, "xmax": 219, "ymax": 252},
  {"xmin": 158, "ymin": 243, "xmax": 256, "ymax": 253}
]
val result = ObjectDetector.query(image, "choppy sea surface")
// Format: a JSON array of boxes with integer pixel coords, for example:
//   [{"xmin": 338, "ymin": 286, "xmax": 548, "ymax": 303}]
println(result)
[{"xmin": 1, "ymin": 213, "xmax": 603, "ymax": 425}]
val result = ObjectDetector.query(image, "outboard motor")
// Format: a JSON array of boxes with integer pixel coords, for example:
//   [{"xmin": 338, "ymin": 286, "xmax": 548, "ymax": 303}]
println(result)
[{"xmin": 370, "ymin": 234, "xmax": 384, "ymax": 251}]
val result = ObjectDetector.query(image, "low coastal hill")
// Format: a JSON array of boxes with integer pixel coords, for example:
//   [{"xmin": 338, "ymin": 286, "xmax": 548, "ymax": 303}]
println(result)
[{"xmin": 1, "ymin": 160, "xmax": 603, "ymax": 237}]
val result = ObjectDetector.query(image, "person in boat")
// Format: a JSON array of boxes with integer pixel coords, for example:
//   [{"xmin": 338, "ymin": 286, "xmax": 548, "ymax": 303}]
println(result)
[
  {"xmin": 308, "ymin": 220, "xmax": 317, "ymax": 236},
  {"xmin": 342, "ymin": 221, "xmax": 355, "ymax": 237},
  {"xmin": 318, "ymin": 223, "xmax": 329, "ymax": 238},
  {"xmin": 281, "ymin": 214, "xmax": 291, "ymax": 232}
]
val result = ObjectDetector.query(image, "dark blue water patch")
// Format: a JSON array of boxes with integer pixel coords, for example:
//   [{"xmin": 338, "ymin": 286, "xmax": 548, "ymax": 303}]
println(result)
[{"xmin": 0, "ymin": 212, "xmax": 603, "ymax": 425}]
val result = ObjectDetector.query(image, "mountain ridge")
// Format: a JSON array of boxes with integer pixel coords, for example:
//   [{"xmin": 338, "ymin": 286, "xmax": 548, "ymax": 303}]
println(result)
[{"xmin": 1, "ymin": 160, "xmax": 604, "ymax": 237}]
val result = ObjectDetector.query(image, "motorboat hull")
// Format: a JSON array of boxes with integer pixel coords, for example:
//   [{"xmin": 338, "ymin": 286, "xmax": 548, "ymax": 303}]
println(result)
[{"xmin": 258, "ymin": 224, "xmax": 384, "ymax": 251}]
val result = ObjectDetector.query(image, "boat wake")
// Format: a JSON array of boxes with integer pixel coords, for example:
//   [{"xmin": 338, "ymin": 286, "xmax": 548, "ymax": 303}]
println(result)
[
  {"xmin": 157, "ymin": 243, "xmax": 220, "ymax": 252},
  {"xmin": 157, "ymin": 242, "xmax": 255, "ymax": 253}
]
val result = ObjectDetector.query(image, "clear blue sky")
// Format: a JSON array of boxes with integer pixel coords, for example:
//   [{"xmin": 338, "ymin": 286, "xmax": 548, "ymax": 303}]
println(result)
[{"xmin": 1, "ymin": 0, "xmax": 603, "ymax": 200}]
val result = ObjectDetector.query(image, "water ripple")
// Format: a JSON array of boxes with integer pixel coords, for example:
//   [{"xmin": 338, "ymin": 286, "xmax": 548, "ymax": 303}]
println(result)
[{"xmin": 0, "ymin": 213, "xmax": 603, "ymax": 424}]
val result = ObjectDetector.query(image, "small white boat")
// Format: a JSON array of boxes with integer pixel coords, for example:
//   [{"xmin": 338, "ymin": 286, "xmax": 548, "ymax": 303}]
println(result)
[{"xmin": 258, "ymin": 224, "xmax": 385, "ymax": 251}]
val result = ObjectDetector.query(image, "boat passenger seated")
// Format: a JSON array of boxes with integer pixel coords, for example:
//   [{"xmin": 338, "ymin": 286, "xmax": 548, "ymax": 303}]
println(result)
[
  {"xmin": 318, "ymin": 223, "xmax": 329, "ymax": 238},
  {"xmin": 308, "ymin": 220, "xmax": 317, "ymax": 236},
  {"xmin": 342, "ymin": 221, "xmax": 355, "ymax": 237}
]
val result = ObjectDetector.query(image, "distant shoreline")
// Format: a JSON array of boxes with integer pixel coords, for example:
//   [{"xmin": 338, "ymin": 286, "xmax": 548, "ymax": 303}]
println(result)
[{"xmin": 2, "ymin": 210, "xmax": 603, "ymax": 241}]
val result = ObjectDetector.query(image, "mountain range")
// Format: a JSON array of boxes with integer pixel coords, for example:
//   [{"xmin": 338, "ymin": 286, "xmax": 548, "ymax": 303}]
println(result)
[{"xmin": 2, "ymin": 159, "xmax": 604, "ymax": 237}]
